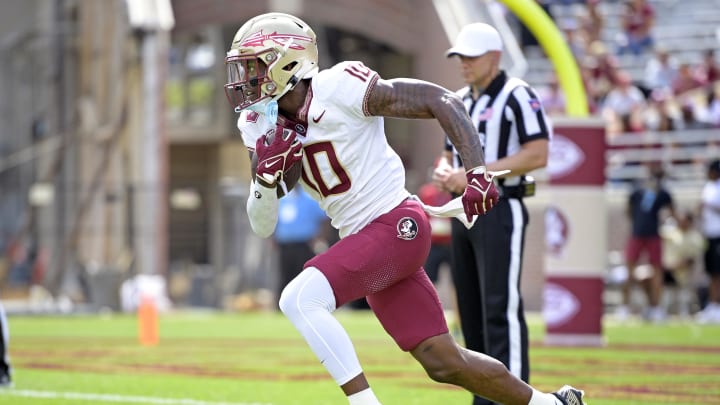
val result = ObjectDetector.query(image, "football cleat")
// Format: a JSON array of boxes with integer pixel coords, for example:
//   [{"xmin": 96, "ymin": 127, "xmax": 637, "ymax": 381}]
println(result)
[
  {"xmin": 552, "ymin": 385, "xmax": 586, "ymax": 405},
  {"xmin": 0, "ymin": 374, "xmax": 12, "ymax": 388}
]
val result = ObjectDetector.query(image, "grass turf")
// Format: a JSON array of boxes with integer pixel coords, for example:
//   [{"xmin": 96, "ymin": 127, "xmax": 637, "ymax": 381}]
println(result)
[{"xmin": 1, "ymin": 310, "xmax": 719, "ymax": 404}]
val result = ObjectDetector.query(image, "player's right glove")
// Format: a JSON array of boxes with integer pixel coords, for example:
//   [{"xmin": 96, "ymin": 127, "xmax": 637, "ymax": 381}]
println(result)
[
  {"xmin": 254, "ymin": 124, "xmax": 303, "ymax": 189},
  {"xmin": 461, "ymin": 166, "xmax": 502, "ymax": 222}
]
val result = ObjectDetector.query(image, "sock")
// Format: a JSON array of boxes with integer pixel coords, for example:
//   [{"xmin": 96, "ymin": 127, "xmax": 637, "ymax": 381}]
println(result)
[
  {"xmin": 348, "ymin": 388, "xmax": 382, "ymax": 405},
  {"xmin": 528, "ymin": 389, "xmax": 563, "ymax": 405}
]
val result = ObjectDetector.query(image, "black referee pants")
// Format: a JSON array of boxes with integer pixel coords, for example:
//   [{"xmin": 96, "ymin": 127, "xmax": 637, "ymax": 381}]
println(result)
[{"xmin": 450, "ymin": 197, "xmax": 530, "ymax": 405}]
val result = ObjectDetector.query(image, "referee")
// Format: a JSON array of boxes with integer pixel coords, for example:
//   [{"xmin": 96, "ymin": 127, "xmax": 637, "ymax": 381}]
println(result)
[{"xmin": 433, "ymin": 23, "xmax": 551, "ymax": 405}]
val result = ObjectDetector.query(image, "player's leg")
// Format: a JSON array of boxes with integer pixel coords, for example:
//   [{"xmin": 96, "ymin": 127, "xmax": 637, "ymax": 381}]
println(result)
[
  {"xmin": 645, "ymin": 237, "xmax": 666, "ymax": 321},
  {"xmin": 412, "ymin": 334, "xmax": 537, "ymax": 404},
  {"xmin": 368, "ymin": 266, "xmax": 581, "ymax": 405},
  {"xmin": 279, "ymin": 199, "xmax": 431, "ymax": 403},
  {"xmin": 619, "ymin": 237, "xmax": 642, "ymax": 318},
  {"xmin": 278, "ymin": 267, "xmax": 376, "ymax": 402}
]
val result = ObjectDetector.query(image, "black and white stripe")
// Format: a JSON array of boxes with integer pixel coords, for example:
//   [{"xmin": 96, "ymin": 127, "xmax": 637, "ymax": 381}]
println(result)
[
  {"xmin": 445, "ymin": 71, "xmax": 551, "ymax": 186},
  {"xmin": 444, "ymin": 71, "xmax": 551, "ymax": 386}
]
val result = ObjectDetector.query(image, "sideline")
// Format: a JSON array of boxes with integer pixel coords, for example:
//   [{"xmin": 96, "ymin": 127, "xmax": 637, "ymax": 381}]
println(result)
[{"xmin": 0, "ymin": 389, "xmax": 273, "ymax": 405}]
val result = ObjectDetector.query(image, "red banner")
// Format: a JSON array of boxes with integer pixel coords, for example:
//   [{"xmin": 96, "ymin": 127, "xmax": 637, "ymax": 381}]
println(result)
[
  {"xmin": 547, "ymin": 119, "xmax": 606, "ymax": 186},
  {"xmin": 544, "ymin": 118, "xmax": 606, "ymax": 346}
]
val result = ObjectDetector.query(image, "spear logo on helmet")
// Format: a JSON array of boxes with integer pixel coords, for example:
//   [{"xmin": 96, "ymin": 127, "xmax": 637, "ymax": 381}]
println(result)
[{"xmin": 239, "ymin": 30, "xmax": 312, "ymax": 50}]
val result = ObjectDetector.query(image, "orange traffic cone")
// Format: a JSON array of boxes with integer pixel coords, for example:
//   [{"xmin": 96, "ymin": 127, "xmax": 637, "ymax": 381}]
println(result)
[{"xmin": 138, "ymin": 295, "xmax": 159, "ymax": 346}]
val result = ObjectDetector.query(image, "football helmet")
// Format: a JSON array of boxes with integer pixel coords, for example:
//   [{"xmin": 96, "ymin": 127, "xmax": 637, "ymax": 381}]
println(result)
[{"xmin": 225, "ymin": 12, "xmax": 319, "ymax": 112}]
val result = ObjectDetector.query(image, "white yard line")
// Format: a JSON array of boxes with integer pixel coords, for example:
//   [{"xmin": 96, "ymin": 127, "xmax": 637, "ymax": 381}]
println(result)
[{"xmin": 0, "ymin": 389, "xmax": 274, "ymax": 405}]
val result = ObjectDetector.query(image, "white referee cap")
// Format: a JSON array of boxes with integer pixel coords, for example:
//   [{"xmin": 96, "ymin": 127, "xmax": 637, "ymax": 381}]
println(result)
[{"xmin": 446, "ymin": 23, "xmax": 503, "ymax": 58}]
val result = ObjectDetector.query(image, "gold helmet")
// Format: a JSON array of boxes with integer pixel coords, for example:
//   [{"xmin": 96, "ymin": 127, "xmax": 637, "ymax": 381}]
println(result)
[{"xmin": 224, "ymin": 12, "xmax": 319, "ymax": 112}]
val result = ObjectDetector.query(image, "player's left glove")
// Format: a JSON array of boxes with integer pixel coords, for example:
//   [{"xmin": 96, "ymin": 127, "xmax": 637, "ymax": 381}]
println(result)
[{"xmin": 461, "ymin": 166, "xmax": 502, "ymax": 222}]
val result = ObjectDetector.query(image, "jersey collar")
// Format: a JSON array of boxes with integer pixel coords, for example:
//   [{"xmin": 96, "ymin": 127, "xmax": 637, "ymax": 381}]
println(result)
[
  {"xmin": 463, "ymin": 70, "xmax": 508, "ymax": 101},
  {"xmin": 484, "ymin": 70, "xmax": 508, "ymax": 100}
]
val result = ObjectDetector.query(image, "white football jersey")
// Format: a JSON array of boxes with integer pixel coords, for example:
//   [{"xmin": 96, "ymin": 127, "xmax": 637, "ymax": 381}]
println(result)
[{"xmin": 238, "ymin": 61, "xmax": 409, "ymax": 238}]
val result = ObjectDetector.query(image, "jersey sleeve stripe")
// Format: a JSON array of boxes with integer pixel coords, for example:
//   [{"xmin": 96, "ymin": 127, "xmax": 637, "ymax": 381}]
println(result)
[{"xmin": 362, "ymin": 74, "xmax": 380, "ymax": 116}]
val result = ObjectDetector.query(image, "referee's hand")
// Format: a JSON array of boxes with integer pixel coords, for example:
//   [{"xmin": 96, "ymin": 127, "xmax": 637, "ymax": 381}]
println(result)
[{"xmin": 462, "ymin": 166, "xmax": 506, "ymax": 221}]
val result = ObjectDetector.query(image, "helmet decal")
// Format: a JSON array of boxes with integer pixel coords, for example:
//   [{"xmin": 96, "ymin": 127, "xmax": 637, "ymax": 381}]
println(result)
[{"xmin": 239, "ymin": 30, "xmax": 313, "ymax": 51}]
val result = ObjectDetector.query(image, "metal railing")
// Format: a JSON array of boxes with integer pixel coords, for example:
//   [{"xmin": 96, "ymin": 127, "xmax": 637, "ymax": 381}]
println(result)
[{"xmin": 605, "ymin": 128, "xmax": 719, "ymax": 189}]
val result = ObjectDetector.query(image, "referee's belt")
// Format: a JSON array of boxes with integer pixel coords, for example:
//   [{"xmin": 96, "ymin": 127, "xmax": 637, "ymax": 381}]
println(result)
[
  {"xmin": 498, "ymin": 180, "xmax": 535, "ymax": 199},
  {"xmin": 498, "ymin": 185, "xmax": 525, "ymax": 199}
]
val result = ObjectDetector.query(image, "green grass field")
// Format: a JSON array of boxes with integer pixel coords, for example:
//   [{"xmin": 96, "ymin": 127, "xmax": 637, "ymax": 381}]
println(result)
[{"xmin": 1, "ymin": 310, "xmax": 719, "ymax": 405}]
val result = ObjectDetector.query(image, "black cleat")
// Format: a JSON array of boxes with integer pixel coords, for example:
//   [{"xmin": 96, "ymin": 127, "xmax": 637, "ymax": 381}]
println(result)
[{"xmin": 0, "ymin": 374, "xmax": 12, "ymax": 388}]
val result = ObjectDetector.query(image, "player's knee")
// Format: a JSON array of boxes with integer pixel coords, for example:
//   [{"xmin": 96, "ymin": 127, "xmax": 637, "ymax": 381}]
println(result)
[
  {"xmin": 424, "ymin": 360, "xmax": 465, "ymax": 385},
  {"xmin": 413, "ymin": 336, "xmax": 467, "ymax": 384},
  {"xmin": 278, "ymin": 267, "xmax": 335, "ymax": 318},
  {"xmin": 427, "ymin": 351, "xmax": 508, "ymax": 386},
  {"xmin": 278, "ymin": 283, "xmax": 296, "ymax": 317},
  {"xmin": 415, "ymin": 338, "xmax": 508, "ymax": 386}
]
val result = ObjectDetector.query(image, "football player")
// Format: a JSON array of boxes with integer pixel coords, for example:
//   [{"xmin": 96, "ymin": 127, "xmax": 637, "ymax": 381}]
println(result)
[{"xmin": 225, "ymin": 12, "xmax": 585, "ymax": 405}]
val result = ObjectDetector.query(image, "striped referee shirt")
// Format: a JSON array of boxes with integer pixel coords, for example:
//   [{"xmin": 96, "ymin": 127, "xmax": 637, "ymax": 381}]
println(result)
[{"xmin": 446, "ymin": 71, "xmax": 551, "ymax": 187}]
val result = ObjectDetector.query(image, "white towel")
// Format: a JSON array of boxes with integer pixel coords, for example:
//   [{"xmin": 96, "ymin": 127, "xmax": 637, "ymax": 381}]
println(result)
[{"xmin": 415, "ymin": 169, "xmax": 510, "ymax": 229}]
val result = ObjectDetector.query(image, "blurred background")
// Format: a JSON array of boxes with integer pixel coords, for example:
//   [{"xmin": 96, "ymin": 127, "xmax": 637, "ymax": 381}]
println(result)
[{"xmin": 0, "ymin": 0, "xmax": 718, "ymax": 316}]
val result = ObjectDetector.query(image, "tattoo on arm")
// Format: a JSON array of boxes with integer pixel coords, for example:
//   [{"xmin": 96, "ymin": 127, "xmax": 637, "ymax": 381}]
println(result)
[{"xmin": 367, "ymin": 78, "xmax": 485, "ymax": 169}]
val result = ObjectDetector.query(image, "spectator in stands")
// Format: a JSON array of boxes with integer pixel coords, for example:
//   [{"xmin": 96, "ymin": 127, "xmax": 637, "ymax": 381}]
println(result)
[
  {"xmin": 660, "ymin": 211, "xmax": 705, "ymax": 317},
  {"xmin": 617, "ymin": 162, "xmax": 676, "ymax": 323},
  {"xmin": 539, "ymin": 75, "xmax": 567, "ymax": 116},
  {"xmin": 701, "ymin": 86, "xmax": 720, "ymax": 127},
  {"xmin": 577, "ymin": 0, "xmax": 604, "ymax": 45},
  {"xmin": 583, "ymin": 41, "xmax": 620, "ymax": 103},
  {"xmin": 695, "ymin": 49, "xmax": 719, "ymax": 85},
  {"xmin": 696, "ymin": 159, "xmax": 720, "ymax": 324},
  {"xmin": 616, "ymin": 0, "xmax": 655, "ymax": 56},
  {"xmin": 643, "ymin": 47, "xmax": 678, "ymax": 94},
  {"xmin": 417, "ymin": 173, "xmax": 453, "ymax": 288},
  {"xmin": 643, "ymin": 89, "xmax": 682, "ymax": 132},
  {"xmin": 416, "ymin": 173, "xmax": 458, "ymax": 330},
  {"xmin": 672, "ymin": 62, "xmax": 705, "ymax": 96},
  {"xmin": 602, "ymin": 71, "xmax": 647, "ymax": 135},
  {"xmin": 560, "ymin": 20, "xmax": 587, "ymax": 61},
  {"xmin": 678, "ymin": 100, "xmax": 711, "ymax": 131},
  {"xmin": 579, "ymin": 64, "xmax": 600, "ymax": 114}
]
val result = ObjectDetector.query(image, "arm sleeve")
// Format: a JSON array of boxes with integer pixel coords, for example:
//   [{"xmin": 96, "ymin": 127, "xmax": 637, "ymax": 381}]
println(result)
[{"xmin": 246, "ymin": 180, "xmax": 279, "ymax": 238}]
